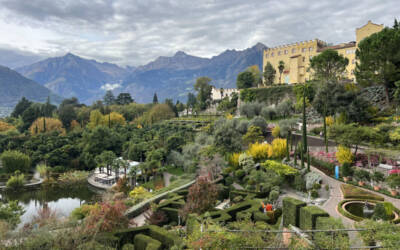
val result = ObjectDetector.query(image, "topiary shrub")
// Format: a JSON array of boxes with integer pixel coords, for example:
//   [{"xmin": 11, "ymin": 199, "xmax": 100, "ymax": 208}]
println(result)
[
  {"xmin": 134, "ymin": 234, "xmax": 162, "ymax": 250},
  {"xmin": 299, "ymin": 206, "xmax": 329, "ymax": 230},
  {"xmin": 235, "ymin": 169, "xmax": 245, "ymax": 179},
  {"xmin": 1, "ymin": 150, "xmax": 31, "ymax": 173},
  {"xmin": 121, "ymin": 243, "xmax": 135, "ymax": 250},
  {"xmin": 282, "ymin": 197, "xmax": 306, "ymax": 227}
]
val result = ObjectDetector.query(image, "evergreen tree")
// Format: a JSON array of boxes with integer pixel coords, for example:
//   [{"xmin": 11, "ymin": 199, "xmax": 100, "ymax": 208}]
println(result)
[
  {"xmin": 302, "ymin": 85, "xmax": 308, "ymax": 153},
  {"xmin": 115, "ymin": 93, "xmax": 134, "ymax": 105},
  {"xmin": 236, "ymin": 71, "xmax": 255, "ymax": 89},
  {"xmin": 153, "ymin": 93, "xmax": 159, "ymax": 104},
  {"xmin": 103, "ymin": 90, "xmax": 115, "ymax": 106},
  {"xmin": 11, "ymin": 97, "xmax": 32, "ymax": 118},
  {"xmin": 263, "ymin": 62, "xmax": 276, "ymax": 86},
  {"xmin": 194, "ymin": 77, "xmax": 212, "ymax": 110}
]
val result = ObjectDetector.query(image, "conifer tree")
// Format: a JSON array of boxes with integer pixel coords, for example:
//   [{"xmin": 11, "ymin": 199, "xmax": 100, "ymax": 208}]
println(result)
[{"xmin": 153, "ymin": 93, "xmax": 158, "ymax": 104}]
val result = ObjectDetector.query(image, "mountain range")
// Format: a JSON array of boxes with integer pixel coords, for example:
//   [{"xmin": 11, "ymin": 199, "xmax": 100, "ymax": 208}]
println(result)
[
  {"xmin": 0, "ymin": 65, "xmax": 62, "ymax": 108},
  {"xmin": 7, "ymin": 42, "xmax": 267, "ymax": 105}
]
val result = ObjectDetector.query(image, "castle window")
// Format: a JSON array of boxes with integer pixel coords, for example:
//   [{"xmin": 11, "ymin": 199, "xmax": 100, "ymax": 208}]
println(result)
[
  {"xmin": 309, "ymin": 47, "xmax": 313, "ymax": 52},
  {"xmin": 292, "ymin": 48, "xmax": 296, "ymax": 53},
  {"xmin": 302, "ymin": 48, "xmax": 306, "ymax": 53},
  {"xmin": 284, "ymin": 50, "xmax": 288, "ymax": 54}
]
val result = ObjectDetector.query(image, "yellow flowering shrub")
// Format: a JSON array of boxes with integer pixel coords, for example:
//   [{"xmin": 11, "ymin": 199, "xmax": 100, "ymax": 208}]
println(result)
[
  {"xmin": 336, "ymin": 145, "xmax": 354, "ymax": 165},
  {"xmin": 272, "ymin": 125, "xmax": 280, "ymax": 138},
  {"xmin": 129, "ymin": 186, "xmax": 151, "ymax": 201},
  {"xmin": 226, "ymin": 114, "xmax": 233, "ymax": 120},
  {"xmin": 269, "ymin": 138, "xmax": 287, "ymax": 159},
  {"xmin": 325, "ymin": 116, "xmax": 334, "ymax": 127},
  {"xmin": 247, "ymin": 142, "xmax": 270, "ymax": 162},
  {"xmin": 228, "ymin": 153, "xmax": 241, "ymax": 169},
  {"xmin": 389, "ymin": 127, "xmax": 400, "ymax": 142}
]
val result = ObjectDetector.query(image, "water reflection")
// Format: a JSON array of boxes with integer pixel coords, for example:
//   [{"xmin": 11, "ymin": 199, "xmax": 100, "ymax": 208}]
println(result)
[{"xmin": 0, "ymin": 184, "xmax": 102, "ymax": 228}]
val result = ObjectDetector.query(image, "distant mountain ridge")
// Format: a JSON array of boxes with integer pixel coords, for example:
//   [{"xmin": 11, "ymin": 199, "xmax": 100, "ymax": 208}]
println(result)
[
  {"xmin": 15, "ymin": 42, "xmax": 267, "ymax": 104},
  {"xmin": 16, "ymin": 53, "xmax": 130, "ymax": 104},
  {"xmin": 123, "ymin": 42, "xmax": 267, "ymax": 102},
  {"xmin": 0, "ymin": 65, "xmax": 62, "ymax": 108}
]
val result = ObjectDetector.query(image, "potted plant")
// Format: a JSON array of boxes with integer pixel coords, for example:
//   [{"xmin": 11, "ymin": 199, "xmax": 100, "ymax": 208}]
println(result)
[
  {"xmin": 342, "ymin": 163, "xmax": 353, "ymax": 182},
  {"xmin": 387, "ymin": 174, "xmax": 400, "ymax": 196},
  {"xmin": 354, "ymin": 169, "xmax": 370, "ymax": 186},
  {"xmin": 371, "ymin": 171, "xmax": 384, "ymax": 191}
]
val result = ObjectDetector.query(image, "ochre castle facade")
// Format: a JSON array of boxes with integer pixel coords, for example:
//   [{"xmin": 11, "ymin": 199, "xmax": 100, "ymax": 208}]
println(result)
[{"xmin": 262, "ymin": 21, "xmax": 383, "ymax": 84}]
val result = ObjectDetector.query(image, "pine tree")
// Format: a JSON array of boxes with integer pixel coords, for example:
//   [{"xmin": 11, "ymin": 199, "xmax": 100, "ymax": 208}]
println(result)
[
  {"xmin": 394, "ymin": 18, "xmax": 399, "ymax": 30},
  {"xmin": 153, "ymin": 93, "xmax": 158, "ymax": 104},
  {"xmin": 103, "ymin": 90, "xmax": 115, "ymax": 106}
]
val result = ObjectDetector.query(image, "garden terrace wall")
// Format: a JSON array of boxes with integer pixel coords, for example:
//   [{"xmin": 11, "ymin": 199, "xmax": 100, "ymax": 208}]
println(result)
[
  {"xmin": 299, "ymin": 206, "xmax": 329, "ymax": 230},
  {"xmin": 282, "ymin": 197, "xmax": 307, "ymax": 228}
]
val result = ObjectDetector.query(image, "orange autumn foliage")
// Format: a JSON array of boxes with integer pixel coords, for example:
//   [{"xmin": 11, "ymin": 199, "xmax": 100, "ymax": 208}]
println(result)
[
  {"xmin": 0, "ymin": 121, "xmax": 16, "ymax": 132},
  {"xmin": 29, "ymin": 117, "xmax": 66, "ymax": 135}
]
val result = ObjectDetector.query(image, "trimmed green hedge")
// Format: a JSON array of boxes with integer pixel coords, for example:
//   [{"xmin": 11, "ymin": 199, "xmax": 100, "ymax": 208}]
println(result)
[
  {"xmin": 309, "ymin": 156, "xmax": 335, "ymax": 176},
  {"xmin": 253, "ymin": 211, "xmax": 271, "ymax": 223},
  {"xmin": 104, "ymin": 225, "xmax": 177, "ymax": 249},
  {"xmin": 299, "ymin": 206, "xmax": 329, "ymax": 230},
  {"xmin": 121, "ymin": 243, "xmax": 135, "ymax": 250},
  {"xmin": 282, "ymin": 197, "xmax": 306, "ymax": 228},
  {"xmin": 134, "ymin": 234, "xmax": 162, "ymax": 250},
  {"xmin": 340, "ymin": 184, "xmax": 384, "ymax": 201},
  {"xmin": 161, "ymin": 207, "xmax": 180, "ymax": 224}
]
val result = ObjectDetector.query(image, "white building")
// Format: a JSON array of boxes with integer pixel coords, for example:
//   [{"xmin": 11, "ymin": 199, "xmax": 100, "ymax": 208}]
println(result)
[{"xmin": 211, "ymin": 87, "xmax": 239, "ymax": 101}]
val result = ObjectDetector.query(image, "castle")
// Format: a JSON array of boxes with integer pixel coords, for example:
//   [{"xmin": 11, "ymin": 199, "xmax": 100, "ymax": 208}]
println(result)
[{"xmin": 262, "ymin": 21, "xmax": 384, "ymax": 84}]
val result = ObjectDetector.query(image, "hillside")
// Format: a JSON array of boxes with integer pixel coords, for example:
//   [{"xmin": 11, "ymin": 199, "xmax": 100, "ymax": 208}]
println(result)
[
  {"xmin": 16, "ymin": 53, "xmax": 129, "ymax": 104},
  {"xmin": 0, "ymin": 65, "xmax": 62, "ymax": 108}
]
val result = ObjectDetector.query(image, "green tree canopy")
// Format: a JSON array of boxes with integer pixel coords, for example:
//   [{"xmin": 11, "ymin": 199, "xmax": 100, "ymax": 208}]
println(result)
[
  {"xmin": 310, "ymin": 49, "xmax": 349, "ymax": 83},
  {"xmin": 103, "ymin": 90, "xmax": 115, "ymax": 106},
  {"xmin": 263, "ymin": 62, "xmax": 276, "ymax": 86},
  {"xmin": 115, "ymin": 93, "xmax": 134, "ymax": 105},
  {"xmin": 355, "ymin": 25, "xmax": 400, "ymax": 104},
  {"xmin": 194, "ymin": 77, "xmax": 212, "ymax": 110},
  {"xmin": 236, "ymin": 71, "xmax": 255, "ymax": 89}
]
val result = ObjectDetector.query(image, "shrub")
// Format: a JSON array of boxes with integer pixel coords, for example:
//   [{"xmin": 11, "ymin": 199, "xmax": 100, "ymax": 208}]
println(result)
[
  {"xmin": 1, "ymin": 150, "xmax": 31, "ymax": 173},
  {"xmin": 293, "ymin": 175, "xmax": 306, "ymax": 191},
  {"xmin": 282, "ymin": 197, "xmax": 306, "ymax": 227},
  {"xmin": 6, "ymin": 172, "xmax": 25, "ymax": 189},
  {"xmin": 239, "ymin": 153, "xmax": 255, "ymax": 172},
  {"xmin": 58, "ymin": 171, "xmax": 89, "ymax": 186},
  {"xmin": 272, "ymin": 125, "xmax": 280, "ymax": 138},
  {"xmin": 353, "ymin": 169, "xmax": 371, "ymax": 182},
  {"xmin": 144, "ymin": 210, "xmax": 167, "ymax": 226},
  {"xmin": 372, "ymin": 203, "xmax": 388, "ymax": 221},
  {"xmin": 261, "ymin": 107, "xmax": 276, "ymax": 120},
  {"xmin": 239, "ymin": 102, "xmax": 263, "ymax": 118},
  {"xmin": 310, "ymin": 156, "xmax": 335, "ymax": 175},
  {"xmin": 246, "ymin": 142, "xmax": 270, "ymax": 162},
  {"xmin": 269, "ymin": 190, "xmax": 279, "ymax": 203},
  {"xmin": 0, "ymin": 200, "xmax": 24, "ymax": 229},
  {"xmin": 305, "ymin": 172, "xmax": 322, "ymax": 190},
  {"xmin": 84, "ymin": 200, "xmax": 128, "ymax": 233},
  {"xmin": 179, "ymin": 177, "xmax": 219, "ymax": 218},
  {"xmin": 134, "ymin": 234, "xmax": 162, "ymax": 250},
  {"xmin": 235, "ymin": 169, "xmax": 245, "ymax": 179},
  {"xmin": 249, "ymin": 116, "xmax": 267, "ymax": 134},
  {"xmin": 262, "ymin": 160, "xmax": 298, "ymax": 176},
  {"xmin": 299, "ymin": 206, "xmax": 329, "ymax": 230},
  {"xmin": 242, "ymin": 125, "xmax": 264, "ymax": 144},
  {"xmin": 341, "ymin": 162, "xmax": 353, "ymax": 177},
  {"xmin": 228, "ymin": 153, "xmax": 241, "ymax": 169},
  {"xmin": 325, "ymin": 116, "xmax": 334, "ymax": 126},
  {"xmin": 275, "ymin": 98, "xmax": 293, "ymax": 118},
  {"xmin": 336, "ymin": 145, "xmax": 354, "ymax": 165},
  {"xmin": 235, "ymin": 119, "xmax": 249, "ymax": 134},
  {"xmin": 269, "ymin": 138, "xmax": 287, "ymax": 159},
  {"xmin": 129, "ymin": 186, "xmax": 152, "ymax": 202},
  {"xmin": 71, "ymin": 203, "xmax": 100, "ymax": 220},
  {"xmin": 29, "ymin": 117, "xmax": 66, "ymax": 135},
  {"xmin": 311, "ymin": 189, "xmax": 319, "ymax": 198}
]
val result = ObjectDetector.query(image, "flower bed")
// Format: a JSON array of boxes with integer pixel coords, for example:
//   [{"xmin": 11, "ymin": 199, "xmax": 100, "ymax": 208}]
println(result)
[{"xmin": 340, "ymin": 184, "xmax": 384, "ymax": 201}]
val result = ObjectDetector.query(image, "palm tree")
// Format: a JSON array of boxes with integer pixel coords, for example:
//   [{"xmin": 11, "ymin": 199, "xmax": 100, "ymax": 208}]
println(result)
[{"xmin": 278, "ymin": 61, "xmax": 285, "ymax": 84}]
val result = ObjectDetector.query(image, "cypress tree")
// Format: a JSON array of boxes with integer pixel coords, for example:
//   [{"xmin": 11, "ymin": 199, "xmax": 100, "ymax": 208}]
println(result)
[
  {"xmin": 302, "ymin": 84, "xmax": 308, "ymax": 153},
  {"xmin": 286, "ymin": 133, "xmax": 290, "ymax": 160},
  {"xmin": 307, "ymin": 147, "xmax": 310, "ymax": 172},
  {"xmin": 294, "ymin": 145, "xmax": 297, "ymax": 166},
  {"xmin": 43, "ymin": 117, "xmax": 46, "ymax": 132},
  {"xmin": 153, "ymin": 93, "xmax": 158, "ymax": 104}
]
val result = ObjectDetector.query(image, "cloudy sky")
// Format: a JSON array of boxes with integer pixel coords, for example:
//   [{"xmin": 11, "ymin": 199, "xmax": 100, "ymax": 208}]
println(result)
[{"xmin": 0, "ymin": 0, "xmax": 398, "ymax": 68}]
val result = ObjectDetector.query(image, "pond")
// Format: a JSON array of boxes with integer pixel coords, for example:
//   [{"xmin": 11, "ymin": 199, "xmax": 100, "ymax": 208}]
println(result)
[{"xmin": 0, "ymin": 184, "xmax": 103, "ymax": 228}]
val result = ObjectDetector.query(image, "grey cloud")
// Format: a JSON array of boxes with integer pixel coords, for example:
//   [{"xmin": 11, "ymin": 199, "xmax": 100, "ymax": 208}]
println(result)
[{"xmin": 0, "ymin": 0, "xmax": 399, "ymax": 66}]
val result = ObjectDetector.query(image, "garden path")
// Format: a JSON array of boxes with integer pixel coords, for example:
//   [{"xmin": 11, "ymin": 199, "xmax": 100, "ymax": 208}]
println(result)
[{"xmin": 130, "ymin": 209, "xmax": 151, "ymax": 227}]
